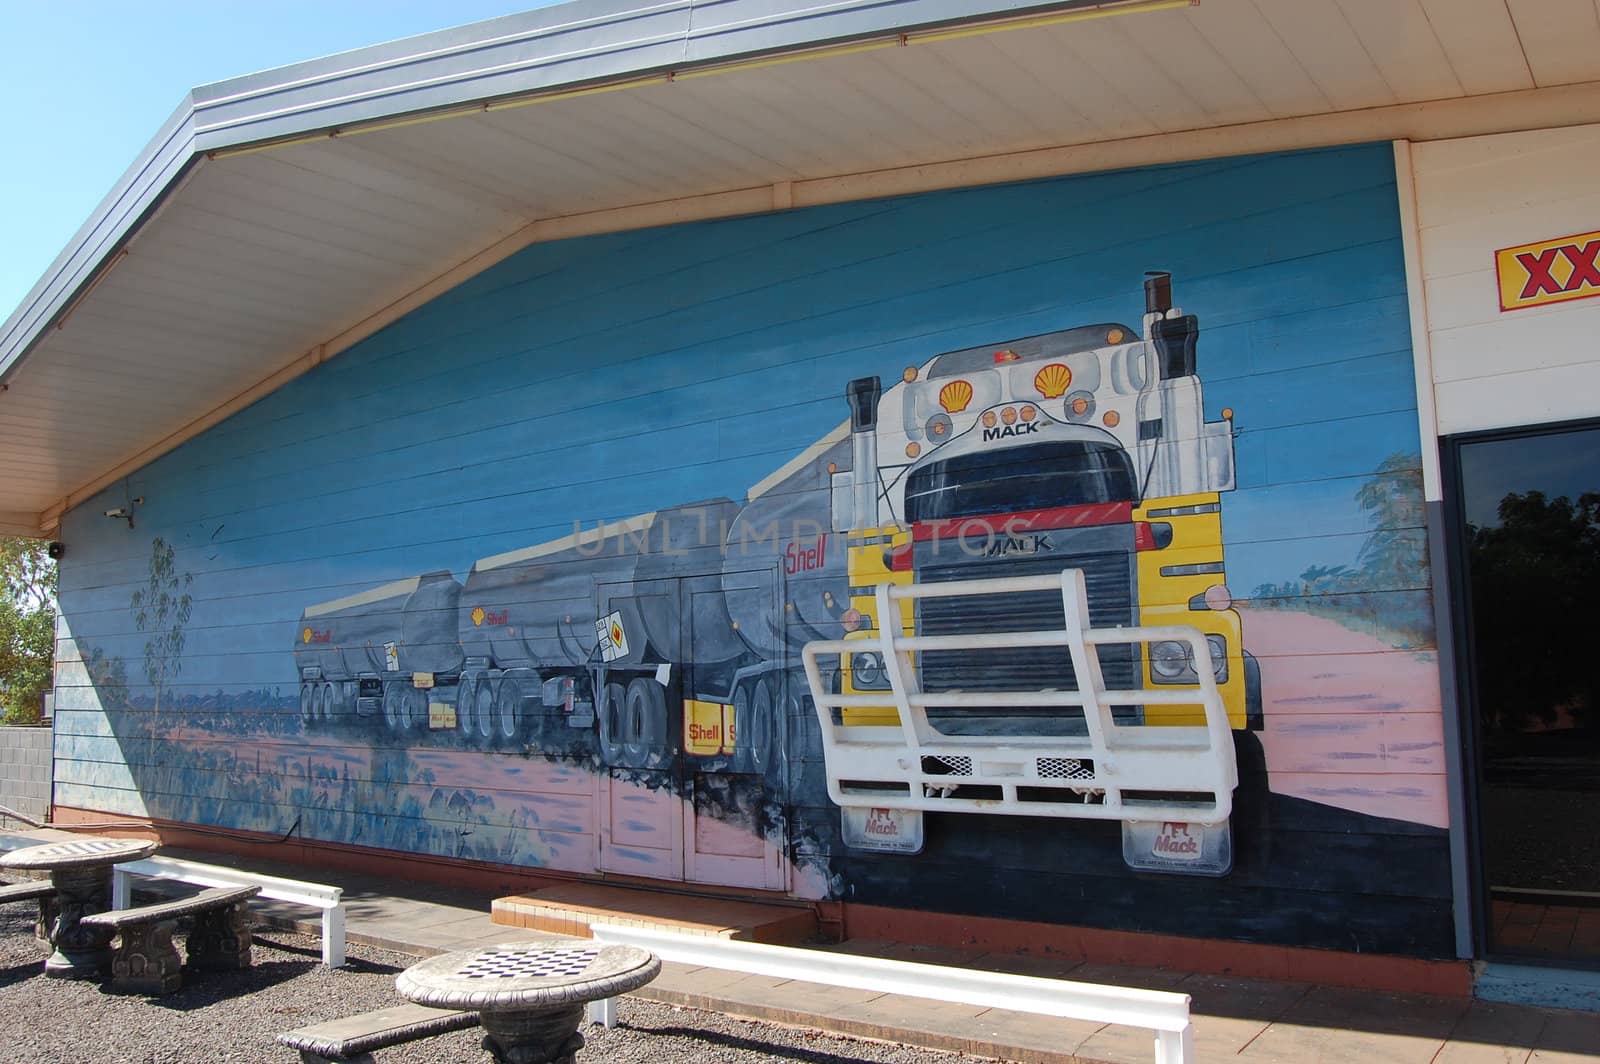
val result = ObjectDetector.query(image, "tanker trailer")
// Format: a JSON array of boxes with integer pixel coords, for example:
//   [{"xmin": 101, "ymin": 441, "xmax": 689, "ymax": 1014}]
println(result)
[
  {"xmin": 294, "ymin": 571, "xmax": 463, "ymax": 730},
  {"xmin": 455, "ymin": 500, "xmax": 746, "ymax": 759},
  {"xmin": 716, "ymin": 427, "xmax": 854, "ymax": 779}
]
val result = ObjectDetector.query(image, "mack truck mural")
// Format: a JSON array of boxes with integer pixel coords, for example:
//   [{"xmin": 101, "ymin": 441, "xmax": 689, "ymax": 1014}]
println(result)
[{"xmin": 293, "ymin": 272, "xmax": 1257, "ymax": 845}]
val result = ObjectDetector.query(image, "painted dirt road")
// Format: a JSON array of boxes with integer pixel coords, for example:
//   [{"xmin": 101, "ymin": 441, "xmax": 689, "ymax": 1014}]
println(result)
[{"xmin": 1241, "ymin": 606, "xmax": 1447, "ymax": 828}]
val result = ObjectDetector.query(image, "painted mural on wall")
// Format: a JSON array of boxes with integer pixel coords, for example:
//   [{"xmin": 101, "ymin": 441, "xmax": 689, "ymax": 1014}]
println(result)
[{"xmin": 53, "ymin": 143, "xmax": 1453, "ymax": 957}]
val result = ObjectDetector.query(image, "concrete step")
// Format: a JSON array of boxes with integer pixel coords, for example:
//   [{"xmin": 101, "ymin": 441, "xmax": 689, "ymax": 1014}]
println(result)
[{"xmin": 492, "ymin": 882, "xmax": 817, "ymax": 944}]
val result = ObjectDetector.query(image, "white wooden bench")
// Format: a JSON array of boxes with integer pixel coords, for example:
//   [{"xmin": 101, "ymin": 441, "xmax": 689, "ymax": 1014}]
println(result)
[
  {"xmin": 112, "ymin": 855, "xmax": 345, "ymax": 968},
  {"xmin": 587, "ymin": 924, "xmax": 1195, "ymax": 1064}
]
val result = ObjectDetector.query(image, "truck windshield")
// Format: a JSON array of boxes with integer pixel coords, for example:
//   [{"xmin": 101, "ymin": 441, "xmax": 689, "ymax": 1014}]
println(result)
[{"xmin": 904, "ymin": 440, "xmax": 1137, "ymax": 523}]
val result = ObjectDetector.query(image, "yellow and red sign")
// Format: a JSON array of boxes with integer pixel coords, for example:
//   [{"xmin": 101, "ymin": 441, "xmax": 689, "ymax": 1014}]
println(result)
[
  {"xmin": 684, "ymin": 699, "xmax": 736, "ymax": 756},
  {"xmin": 1496, "ymin": 229, "xmax": 1600, "ymax": 312}
]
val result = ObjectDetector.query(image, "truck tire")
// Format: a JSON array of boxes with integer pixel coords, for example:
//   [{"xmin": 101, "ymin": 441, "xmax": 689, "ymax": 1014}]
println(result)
[
  {"xmin": 747, "ymin": 675, "xmax": 778, "ymax": 778},
  {"xmin": 494, "ymin": 676, "xmax": 523, "ymax": 744},
  {"xmin": 404, "ymin": 686, "xmax": 427, "ymax": 731},
  {"xmin": 300, "ymin": 682, "xmax": 315, "ymax": 725},
  {"xmin": 383, "ymin": 680, "xmax": 405, "ymax": 730},
  {"xmin": 457, "ymin": 674, "xmax": 478, "ymax": 735},
  {"xmin": 320, "ymin": 682, "xmax": 336, "ymax": 722},
  {"xmin": 598, "ymin": 681, "xmax": 628, "ymax": 768},
  {"xmin": 624, "ymin": 678, "xmax": 667, "ymax": 769},
  {"xmin": 473, "ymin": 680, "xmax": 495, "ymax": 745}
]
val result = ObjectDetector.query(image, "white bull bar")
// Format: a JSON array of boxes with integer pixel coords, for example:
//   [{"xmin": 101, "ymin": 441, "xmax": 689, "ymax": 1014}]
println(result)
[{"xmin": 800, "ymin": 568, "xmax": 1236, "ymax": 824}]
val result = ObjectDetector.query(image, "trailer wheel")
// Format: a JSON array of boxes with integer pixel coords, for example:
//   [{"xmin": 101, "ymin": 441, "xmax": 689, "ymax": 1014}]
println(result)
[
  {"xmin": 495, "ymin": 677, "xmax": 523, "ymax": 743},
  {"xmin": 299, "ymin": 682, "xmax": 315, "ymax": 725},
  {"xmin": 457, "ymin": 674, "xmax": 477, "ymax": 735},
  {"xmin": 320, "ymin": 682, "xmax": 336, "ymax": 722},
  {"xmin": 403, "ymin": 685, "xmax": 427, "ymax": 730},
  {"xmin": 599, "ymin": 682, "xmax": 628, "ymax": 767},
  {"xmin": 474, "ymin": 680, "xmax": 495, "ymax": 744},
  {"xmin": 747, "ymin": 675, "xmax": 778, "ymax": 777},
  {"xmin": 382, "ymin": 681, "xmax": 404, "ymax": 730},
  {"xmin": 625, "ymin": 678, "xmax": 666, "ymax": 769}
]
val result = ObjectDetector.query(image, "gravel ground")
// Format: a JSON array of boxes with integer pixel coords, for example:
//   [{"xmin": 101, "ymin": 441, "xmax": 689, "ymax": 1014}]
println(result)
[{"xmin": 0, "ymin": 905, "xmax": 977, "ymax": 1064}]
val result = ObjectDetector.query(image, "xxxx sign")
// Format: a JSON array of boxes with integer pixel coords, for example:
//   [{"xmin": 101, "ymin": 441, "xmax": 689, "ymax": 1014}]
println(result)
[{"xmin": 1497, "ymin": 229, "xmax": 1600, "ymax": 312}]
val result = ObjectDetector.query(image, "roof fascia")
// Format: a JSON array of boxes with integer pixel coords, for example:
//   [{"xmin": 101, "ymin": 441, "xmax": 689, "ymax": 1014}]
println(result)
[{"xmin": 0, "ymin": 0, "xmax": 1102, "ymax": 387}]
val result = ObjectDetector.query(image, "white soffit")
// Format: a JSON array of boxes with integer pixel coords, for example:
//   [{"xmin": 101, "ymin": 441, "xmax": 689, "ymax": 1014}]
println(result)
[{"xmin": 2, "ymin": 0, "xmax": 1598, "ymax": 535}]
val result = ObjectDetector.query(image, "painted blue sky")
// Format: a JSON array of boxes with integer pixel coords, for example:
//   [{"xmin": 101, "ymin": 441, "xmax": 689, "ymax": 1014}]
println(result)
[{"xmin": 0, "ymin": 1, "xmax": 557, "ymax": 325}]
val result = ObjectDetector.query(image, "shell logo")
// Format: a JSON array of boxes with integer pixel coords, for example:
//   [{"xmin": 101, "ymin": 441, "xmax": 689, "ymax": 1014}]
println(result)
[
  {"xmin": 1034, "ymin": 363, "xmax": 1072, "ymax": 399},
  {"xmin": 302, "ymin": 627, "xmax": 313, "ymax": 644},
  {"xmin": 471, "ymin": 607, "xmax": 486, "ymax": 627},
  {"xmin": 938, "ymin": 380, "xmax": 973, "ymax": 413}
]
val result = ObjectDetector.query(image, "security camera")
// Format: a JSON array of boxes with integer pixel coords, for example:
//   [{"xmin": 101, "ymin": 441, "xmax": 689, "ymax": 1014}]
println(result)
[{"xmin": 47, "ymin": 542, "xmax": 64, "ymax": 560}]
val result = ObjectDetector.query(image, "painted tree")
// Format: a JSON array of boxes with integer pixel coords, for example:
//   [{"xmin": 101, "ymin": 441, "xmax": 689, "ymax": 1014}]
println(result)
[
  {"xmin": 0, "ymin": 537, "xmax": 58, "ymax": 725},
  {"xmin": 130, "ymin": 538, "xmax": 192, "ymax": 736},
  {"xmin": 1354, "ymin": 452, "xmax": 1428, "ymax": 588}
]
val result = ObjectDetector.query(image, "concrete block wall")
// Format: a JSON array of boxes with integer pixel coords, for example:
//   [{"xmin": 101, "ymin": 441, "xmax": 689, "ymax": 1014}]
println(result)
[{"xmin": 0, "ymin": 726, "xmax": 52, "ymax": 824}]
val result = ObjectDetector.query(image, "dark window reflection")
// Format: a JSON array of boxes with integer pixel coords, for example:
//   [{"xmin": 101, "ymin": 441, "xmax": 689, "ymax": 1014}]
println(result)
[{"xmin": 1458, "ymin": 424, "xmax": 1600, "ymax": 963}]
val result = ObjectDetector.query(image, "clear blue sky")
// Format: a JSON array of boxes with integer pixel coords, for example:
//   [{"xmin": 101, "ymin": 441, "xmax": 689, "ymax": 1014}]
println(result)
[{"xmin": 0, "ymin": 1, "xmax": 557, "ymax": 325}]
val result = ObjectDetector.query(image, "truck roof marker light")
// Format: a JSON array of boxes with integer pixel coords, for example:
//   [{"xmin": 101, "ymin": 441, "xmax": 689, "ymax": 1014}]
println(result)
[
  {"xmin": 905, "ymin": 442, "xmax": 921, "ymax": 458},
  {"xmin": 982, "ymin": 410, "xmax": 998, "ymax": 428},
  {"xmin": 1020, "ymin": 404, "xmax": 1036, "ymax": 421},
  {"xmin": 939, "ymin": 380, "xmax": 973, "ymax": 413},
  {"xmin": 994, "ymin": 349, "xmax": 1021, "ymax": 363},
  {"xmin": 1001, "ymin": 406, "xmax": 1017, "ymax": 425},
  {"xmin": 1034, "ymin": 362, "xmax": 1072, "ymax": 398},
  {"xmin": 903, "ymin": 366, "xmax": 918, "ymax": 383},
  {"xmin": 1103, "ymin": 410, "xmax": 1121, "ymax": 428},
  {"xmin": 828, "ymin": 462, "xmax": 837, "ymax": 473},
  {"xmin": 1222, "ymin": 407, "xmax": 1234, "ymax": 420},
  {"xmin": 1108, "ymin": 328, "xmax": 1126, "ymax": 344}
]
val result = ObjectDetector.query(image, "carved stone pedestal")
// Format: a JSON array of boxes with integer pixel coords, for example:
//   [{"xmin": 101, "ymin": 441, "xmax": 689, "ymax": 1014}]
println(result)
[
  {"xmin": 187, "ymin": 902, "xmax": 253, "ymax": 971},
  {"xmin": 111, "ymin": 919, "xmax": 184, "ymax": 995},
  {"xmin": 44, "ymin": 864, "xmax": 119, "ymax": 979},
  {"xmin": 481, "ymin": 1005, "xmax": 585, "ymax": 1064},
  {"xmin": 396, "ymin": 942, "xmax": 660, "ymax": 1064}
]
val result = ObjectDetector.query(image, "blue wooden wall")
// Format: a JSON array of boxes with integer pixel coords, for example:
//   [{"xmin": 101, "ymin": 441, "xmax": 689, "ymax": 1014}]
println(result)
[{"xmin": 50, "ymin": 142, "xmax": 1453, "ymax": 956}]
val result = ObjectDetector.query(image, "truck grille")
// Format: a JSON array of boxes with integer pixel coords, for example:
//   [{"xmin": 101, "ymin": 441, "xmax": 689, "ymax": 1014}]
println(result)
[{"xmin": 915, "ymin": 551, "xmax": 1138, "ymax": 734}]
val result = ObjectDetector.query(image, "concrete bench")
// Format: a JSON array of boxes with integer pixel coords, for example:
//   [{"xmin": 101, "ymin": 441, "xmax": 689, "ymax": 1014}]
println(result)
[
  {"xmin": 276, "ymin": 1003, "xmax": 480, "ymax": 1063},
  {"xmin": 113, "ymin": 854, "xmax": 346, "ymax": 967},
  {"xmin": 589, "ymin": 923, "xmax": 1195, "ymax": 1064},
  {"xmin": 82, "ymin": 884, "xmax": 260, "ymax": 994},
  {"xmin": 0, "ymin": 879, "xmax": 56, "ymax": 942}
]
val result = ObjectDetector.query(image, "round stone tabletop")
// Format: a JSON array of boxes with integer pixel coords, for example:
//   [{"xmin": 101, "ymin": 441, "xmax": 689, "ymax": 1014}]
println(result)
[
  {"xmin": 396, "ymin": 942, "xmax": 661, "ymax": 1012},
  {"xmin": 0, "ymin": 837, "xmax": 157, "ymax": 871}
]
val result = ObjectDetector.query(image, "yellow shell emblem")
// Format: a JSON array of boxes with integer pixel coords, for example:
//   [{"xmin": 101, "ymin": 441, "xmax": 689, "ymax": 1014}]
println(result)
[
  {"xmin": 1034, "ymin": 362, "xmax": 1072, "ymax": 399},
  {"xmin": 302, "ymin": 627, "xmax": 313, "ymax": 644},
  {"xmin": 471, "ymin": 606, "xmax": 486, "ymax": 627},
  {"xmin": 938, "ymin": 379, "xmax": 973, "ymax": 413}
]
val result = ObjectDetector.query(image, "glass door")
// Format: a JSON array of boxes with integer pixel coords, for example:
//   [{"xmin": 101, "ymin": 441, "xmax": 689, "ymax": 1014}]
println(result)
[{"xmin": 1450, "ymin": 420, "xmax": 1600, "ymax": 966}]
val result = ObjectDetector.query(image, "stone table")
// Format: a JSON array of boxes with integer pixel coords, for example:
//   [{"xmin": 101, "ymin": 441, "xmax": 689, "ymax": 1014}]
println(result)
[
  {"xmin": 396, "ymin": 941, "xmax": 660, "ymax": 1064},
  {"xmin": 0, "ymin": 836, "xmax": 158, "ymax": 979}
]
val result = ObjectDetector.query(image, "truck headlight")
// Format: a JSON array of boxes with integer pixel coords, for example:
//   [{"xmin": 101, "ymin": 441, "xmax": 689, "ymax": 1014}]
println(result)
[
  {"xmin": 1149, "ymin": 636, "xmax": 1229, "ymax": 685},
  {"xmin": 1205, "ymin": 634, "xmax": 1229, "ymax": 682},
  {"xmin": 1150, "ymin": 640, "xmax": 1191, "ymax": 681},
  {"xmin": 851, "ymin": 651, "xmax": 890, "ymax": 690}
]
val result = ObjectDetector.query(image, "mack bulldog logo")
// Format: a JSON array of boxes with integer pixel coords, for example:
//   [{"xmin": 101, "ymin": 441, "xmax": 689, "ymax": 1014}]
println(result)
[{"xmin": 1152, "ymin": 821, "xmax": 1201, "ymax": 860}]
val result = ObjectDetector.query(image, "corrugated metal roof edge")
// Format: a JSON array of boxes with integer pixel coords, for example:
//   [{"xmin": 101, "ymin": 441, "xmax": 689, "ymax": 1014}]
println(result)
[{"xmin": 0, "ymin": 0, "xmax": 1096, "ymax": 387}]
